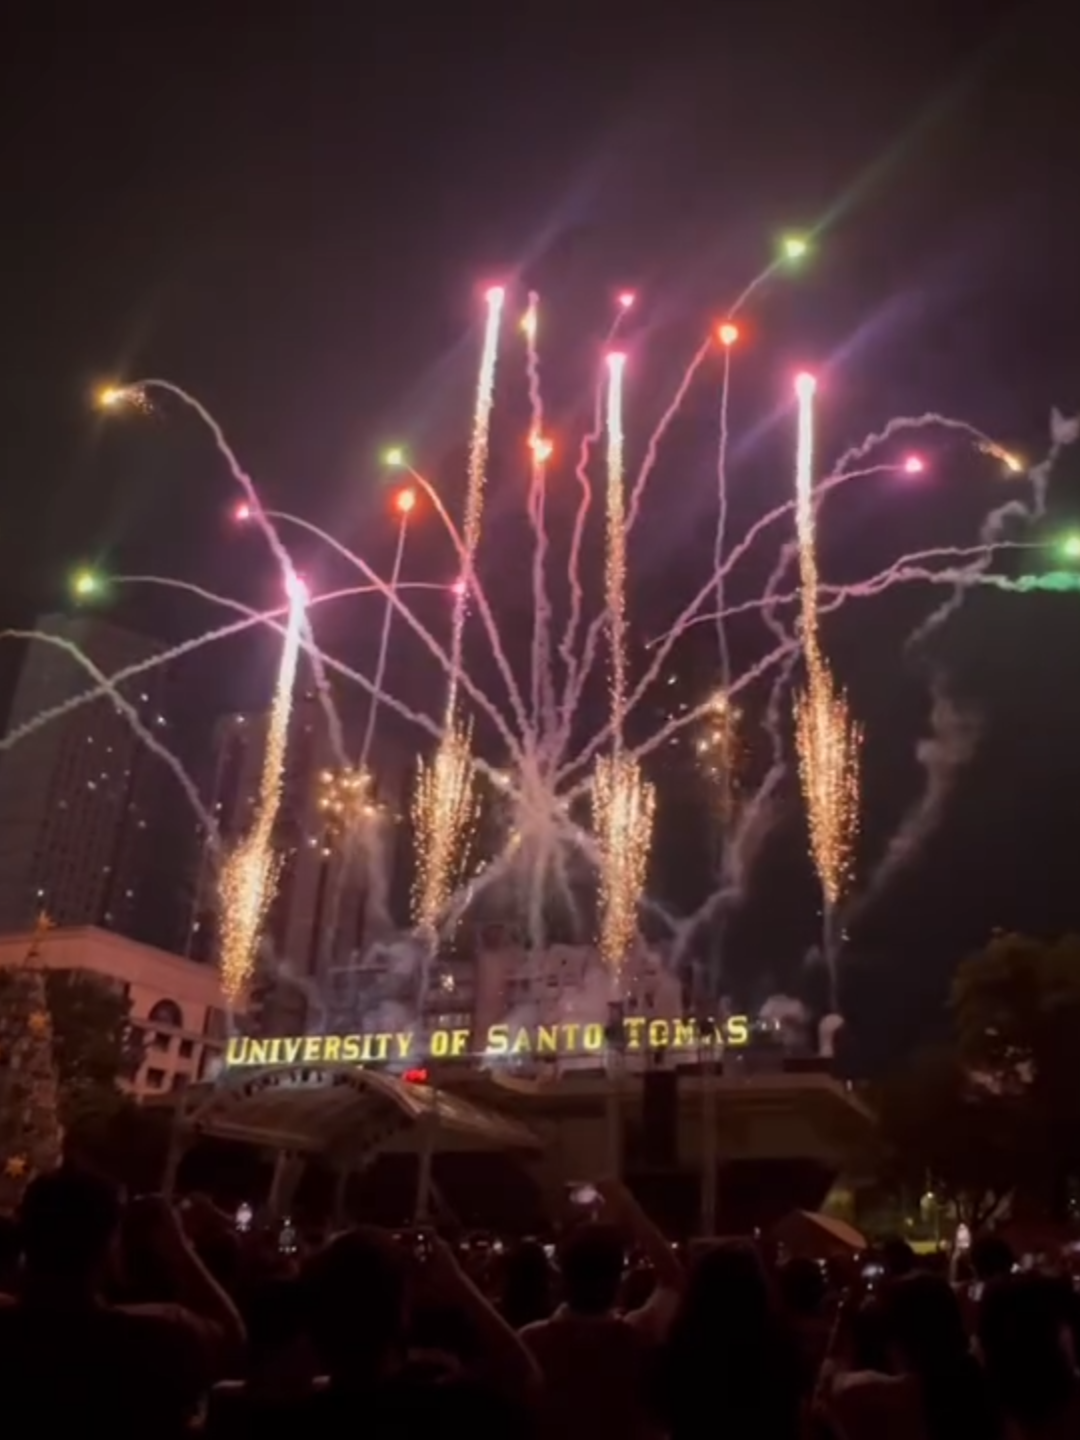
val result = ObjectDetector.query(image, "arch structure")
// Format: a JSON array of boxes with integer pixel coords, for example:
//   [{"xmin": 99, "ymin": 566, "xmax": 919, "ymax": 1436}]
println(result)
[{"xmin": 161, "ymin": 1063, "xmax": 542, "ymax": 1211}]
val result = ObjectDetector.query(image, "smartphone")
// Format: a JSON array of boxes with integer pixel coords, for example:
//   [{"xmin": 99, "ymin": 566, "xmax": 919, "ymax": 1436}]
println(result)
[
  {"xmin": 235, "ymin": 1201, "xmax": 253, "ymax": 1234},
  {"xmin": 278, "ymin": 1218, "xmax": 298, "ymax": 1255},
  {"xmin": 569, "ymin": 1183, "xmax": 599, "ymax": 1206}
]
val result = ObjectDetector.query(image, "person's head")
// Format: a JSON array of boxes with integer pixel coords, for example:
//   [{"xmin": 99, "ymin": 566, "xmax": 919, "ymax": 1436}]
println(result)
[
  {"xmin": 882, "ymin": 1272, "xmax": 970, "ymax": 1375},
  {"xmin": 969, "ymin": 1234, "xmax": 1015, "ymax": 1284},
  {"xmin": 978, "ymin": 1273, "xmax": 1077, "ymax": 1429},
  {"xmin": 882, "ymin": 1238, "xmax": 917, "ymax": 1278},
  {"xmin": 674, "ymin": 1241, "xmax": 778, "ymax": 1345},
  {"xmin": 845, "ymin": 1295, "xmax": 891, "ymax": 1372},
  {"xmin": 558, "ymin": 1223, "xmax": 625, "ymax": 1316},
  {"xmin": 302, "ymin": 1226, "xmax": 409, "ymax": 1375},
  {"xmin": 500, "ymin": 1239, "xmax": 552, "ymax": 1327},
  {"xmin": 19, "ymin": 1167, "xmax": 120, "ymax": 1287},
  {"xmin": 777, "ymin": 1256, "xmax": 826, "ymax": 1319}
]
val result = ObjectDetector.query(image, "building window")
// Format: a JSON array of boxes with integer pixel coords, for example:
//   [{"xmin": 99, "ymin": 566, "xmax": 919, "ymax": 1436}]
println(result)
[
  {"xmin": 148, "ymin": 998, "xmax": 184, "ymax": 1030},
  {"xmin": 145, "ymin": 1068, "xmax": 166, "ymax": 1089},
  {"xmin": 170, "ymin": 1073, "xmax": 188, "ymax": 1091},
  {"xmin": 178, "ymin": 1039, "xmax": 194, "ymax": 1059},
  {"xmin": 150, "ymin": 1032, "xmax": 170, "ymax": 1052}
]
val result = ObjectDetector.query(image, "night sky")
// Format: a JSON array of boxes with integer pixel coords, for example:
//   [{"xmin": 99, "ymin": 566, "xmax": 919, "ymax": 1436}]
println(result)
[{"xmin": 3, "ymin": 1, "xmax": 1079, "ymax": 1062}]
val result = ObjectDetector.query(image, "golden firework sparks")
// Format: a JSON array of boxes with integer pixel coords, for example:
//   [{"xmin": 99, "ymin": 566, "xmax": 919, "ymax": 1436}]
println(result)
[
  {"xmin": 604, "ymin": 350, "xmax": 629, "ymax": 727},
  {"xmin": 791, "ymin": 372, "xmax": 863, "ymax": 910},
  {"xmin": 317, "ymin": 765, "xmax": 377, "ymax": 850},
  {"xmin": 591, "ymin": 753, "xmax": 656, "ymax": 974},
  {"xmin": 411, "ymin": 720, "xmax": 478, "ymax": 934},
  {"xmin": 218, "ymin": 579, "xmax": 306, "ymax": 1003},
  {"xmin": 794, "ymin": 676, "xmax": 862, "ymax": 906},
  {"xmin": 697, "ymin": 689, "xmax": 743, "ymax": 821}
]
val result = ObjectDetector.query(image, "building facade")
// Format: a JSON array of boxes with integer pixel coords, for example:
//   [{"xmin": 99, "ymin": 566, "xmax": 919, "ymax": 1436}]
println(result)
[
  {"xmin": 0, "ymin": 925, "xmax": 236, "ymax": 1098},
  {"xmin": 0, "ymin": 615, "xmax": 171, "ymax": 939}
]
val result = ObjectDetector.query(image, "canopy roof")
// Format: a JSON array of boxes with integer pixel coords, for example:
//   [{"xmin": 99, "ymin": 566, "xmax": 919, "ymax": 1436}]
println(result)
[{"xmin": 174, "ymin": 1064, "xmax": 542, "ymax": 1164}]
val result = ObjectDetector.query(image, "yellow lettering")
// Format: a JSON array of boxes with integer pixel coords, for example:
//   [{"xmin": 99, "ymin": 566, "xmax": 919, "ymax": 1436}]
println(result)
[
  {"xmin": 648, "ymin": 1019, "xmax": 670, "ymax": 1050},
  {"xmin": 341, "ymin": 1035, "xmax": 362, "ymax": 1062},
  {"xmin": 372, "ymin": 1033, "xmax": 390, "ymax": 1061},
  {"xmin": 583, "ymin": 1023, "xmax": 603, "ymax": 1051},
  {"xmin": 302, "ymin": 1036, "xmax": 322, "ymax": 1062},
  {"xmin": 360, "ymin": 1033, "xmax": 375, "ymax": 1062},
  {"xmin": 248, "ymin": 1039, "xmax": 269, "ymax": 1065},
  {"xmin": 486, "ymin": 1023, "xmax": 509, "ymax": 1055},
  {"xmin": 672, "ymin": 1018, "xmax": 696, "ymax": 1050},
  {"xmin": 450, "ymin": 1028, "xmax": 470, "ymax": 1057},
  {"xmin": 394, "ymin": 1032, "xmax": 414, "ymax": 1060},
  {"xmin": 322, "ymin": 1035, "xmax": 341, "ymax": 1062},
  {"xmin": 536, "ymin": 1025, "xmax": 559, "ymax": 1054},
  {"xmin": 624, "ymin": 1017, "xmax": 646, "ymax": 1049},
  {"xmin": 225, "ymin": 1035, "xmax": 248, "ymax": 1066},
  {"xmin": 266, "ymin": 1037, "xmax": 281, "ymax": 1063},
  {"xmin": 283, "ymin": 1037, "xmax": 303, "ymax": 1063},
  {"xmin": 561, "ymin": 1023, "xmax": 580, "ymax": 1052},
  {"xmin": 725, "ymin": 1015, "xmax": 749, "ymax": 1047},
  {"xmin": 510, "ymin": 1026, "xmax": 532, "ymax": 1054},
  {"xmin": 431, "ymin": 1029, "xmax": 450, "ymax": 1057}
]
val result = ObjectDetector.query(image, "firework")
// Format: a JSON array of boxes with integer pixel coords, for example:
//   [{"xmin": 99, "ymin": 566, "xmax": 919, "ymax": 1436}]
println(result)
[
  {"xmin": 791, "ymin": 372, "xmax": 863, "ymax": 958},
  {"xmin": 697, "ymin": 690, "xmax": 743, "ymax": 821},
  {"xmin": 412, "ymin": 720, "xmax": 479, "ymax": 934},
  {"xmin": 318, "ymin": 765, "xmax": 377, "ymax": 848},
  {"xmin": 794, "ymin": 677, "xmax": 862, "ymax": 907},
  {"xmin": 448, "ymin": 283, "xmax": 506, "ymax": 700},
  {"xmin": 604, "ymin": 351, "xmax": 629, "ymax": 732},
  {"xmin": 218, "ymin": 579, "xmax": 306, "ymax": 1002},
  {"xmin": 591, "ymin": 752, "xmax": 656, "ymax": 973}
]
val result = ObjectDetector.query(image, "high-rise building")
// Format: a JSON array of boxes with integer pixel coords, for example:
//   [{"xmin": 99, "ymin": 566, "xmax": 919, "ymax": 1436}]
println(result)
[{"xmin": 0, "ymin": 614, "xmax": 170, "ymax": 938}]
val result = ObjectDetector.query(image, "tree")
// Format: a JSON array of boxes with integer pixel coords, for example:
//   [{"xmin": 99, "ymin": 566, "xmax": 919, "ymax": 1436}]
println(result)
[
  {"xmin": 0, "ymin": 960, "xmax": 63, "ymax": 1211},
  {"xmin": 952, "ymin": 932, "xmax": 1080, "ymax": 1213},
  {"xmin": 875, "ymin": 1045, "xmax": 1017, "ymax": 1230},
  {"xmin": 42, "ymin": 968, "xmax": 143, "ymax": 1125}
]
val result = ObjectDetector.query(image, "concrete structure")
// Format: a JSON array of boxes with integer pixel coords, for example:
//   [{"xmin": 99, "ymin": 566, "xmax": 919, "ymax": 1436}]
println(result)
[
  {"xmin": 0, "ymin": 615, "xmax": 168, "ymax": 938},
  {"xmin": 0, "ymin": 925, "xmax": 236, "ymax": 1099},
  {"xmin": 472, "ymin": 940, "xmax": 683, "ymax": 1070}
]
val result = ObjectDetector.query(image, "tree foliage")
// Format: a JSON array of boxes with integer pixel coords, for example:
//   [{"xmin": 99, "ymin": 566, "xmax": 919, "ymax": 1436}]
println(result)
[
  {"xmin": 40, "ymin": 969, "xmax": 144, "ymax": 1124},
  {"xmin": 876, "ymin": 933, "xmax": 1080, "ymax": 1224},
  {"xmin": 874, "ymin": 1044, "xmax": 1017, "ymax": 1229}
]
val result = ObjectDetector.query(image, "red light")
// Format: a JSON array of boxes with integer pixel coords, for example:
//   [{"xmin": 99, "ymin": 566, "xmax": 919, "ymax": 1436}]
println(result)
[
  {"xmin": 617, "ymin": 290, "xmax": 636, "ymax": 310},
  {"xmin": 902, "ymin": 454, "xmax": 925, "ymax": 475},
  {"xmin": 403, "ymin": 1067, "xmax": 429, "ymax": 1085},
  {"xmin": 234, "ymin": 501, "xmax": 251, "ymax": 522},
  {"xmin": 395, "ymin": 487, "xmax": 417, "ymax": 515},
  {"xmin": 717, "ymin": 322, "xmax": 739, "ymax": 348}
]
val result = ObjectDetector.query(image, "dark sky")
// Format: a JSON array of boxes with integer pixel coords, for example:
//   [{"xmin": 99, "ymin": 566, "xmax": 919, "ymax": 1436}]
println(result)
[{"xmin": 3, "ymin": 0, "xmax": 1079, "ymax": 1057}]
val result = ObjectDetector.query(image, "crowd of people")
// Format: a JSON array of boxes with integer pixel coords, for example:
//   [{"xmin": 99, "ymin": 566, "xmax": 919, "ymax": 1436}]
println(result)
[{"xmin": 0, "ymin": 1166, "xmax": 1078, "ymax": 1438}]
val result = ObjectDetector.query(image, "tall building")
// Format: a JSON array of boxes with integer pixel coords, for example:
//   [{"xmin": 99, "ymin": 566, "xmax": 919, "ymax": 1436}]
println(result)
[
  {"xmin": 0, "ymin": 614, "xmax": 171, "ymax": 938},
  {"xmin": 191, "ymin": 690, "xmax": 412, "ymax": 982}
]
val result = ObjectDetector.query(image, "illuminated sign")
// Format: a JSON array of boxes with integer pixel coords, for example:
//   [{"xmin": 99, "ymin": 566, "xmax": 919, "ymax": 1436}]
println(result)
[{"xmin": 224, "ymin": 1015, "xmax": 751, "ymax": 1069}]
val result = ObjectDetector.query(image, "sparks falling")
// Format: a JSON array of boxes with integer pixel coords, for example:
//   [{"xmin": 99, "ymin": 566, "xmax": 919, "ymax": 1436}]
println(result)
[
  {"xmin": 218, "ymin": 577, "xmax": 307, "ymax": 1002},
  {"xmin": 698, "ymin": 689, "xmax": 743, "ymax": 822},
  {"xmin": 790, "ymin": 373, "xmax": 863, "ymax": 929},
  {"xmin": 412, "ymin": 720, "xmax": 479, "ymax": 934},
  {"xmin": 591, "ymin": 752, "xmax": 656, "ymax": 974},
  {"xmin": 592, "ymin": 351, "xmax": 653, "ymax": 975}
]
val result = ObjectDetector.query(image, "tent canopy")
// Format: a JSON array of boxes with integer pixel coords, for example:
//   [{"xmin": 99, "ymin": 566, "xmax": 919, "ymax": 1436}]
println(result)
[
  {"xmin": 169, "ymin": 1064, "xmax": 542, "ymax": 1165},
  {"xmin": 772, "ymin": 1208, "xmax": 867, "ymax": 1257}
]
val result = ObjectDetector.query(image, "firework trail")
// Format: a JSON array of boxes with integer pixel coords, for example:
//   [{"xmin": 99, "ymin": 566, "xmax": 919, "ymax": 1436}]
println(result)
[
  {"xmin": 910, "ymin": 406, "xmax": 1080, "ymax": 645},
  {"xmin": 590, "ymin": 350, "xmax": 656, "ymax": 977},
  {"xmin": 0, "ymin": 629, "xmax": 217, "ymax": 839},
  {"xmin": 559, "ymin": 296, "xmax": 633, "ymax": 724},
  {"xmin": 99, "ymin": 381, "xmax": 347, "ymax": 765},
  {"xmin": 713, "ymin": 325, "xmax": 738, "ymax": 686},
  {"xmin": 447, "ymin": 284, "xmax": 506, "ymax": 711},
  {"xmin": 218, "ymin": 576, "xmax": 307, "ymax": 1003},
  {"xmin": 789, "ymin": 374, "xmax": 862, "ymax": 1003},
  {"xmin": 359, "ymin": 490, "xmax": 415, "ymax": 771},
  {"xmin": 522, "ymin": 293, "xmax": 557, "ymax": 738},
  {"xmin": 412, "ymin": 721, "xmax": 479, "ymax": 934}
]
